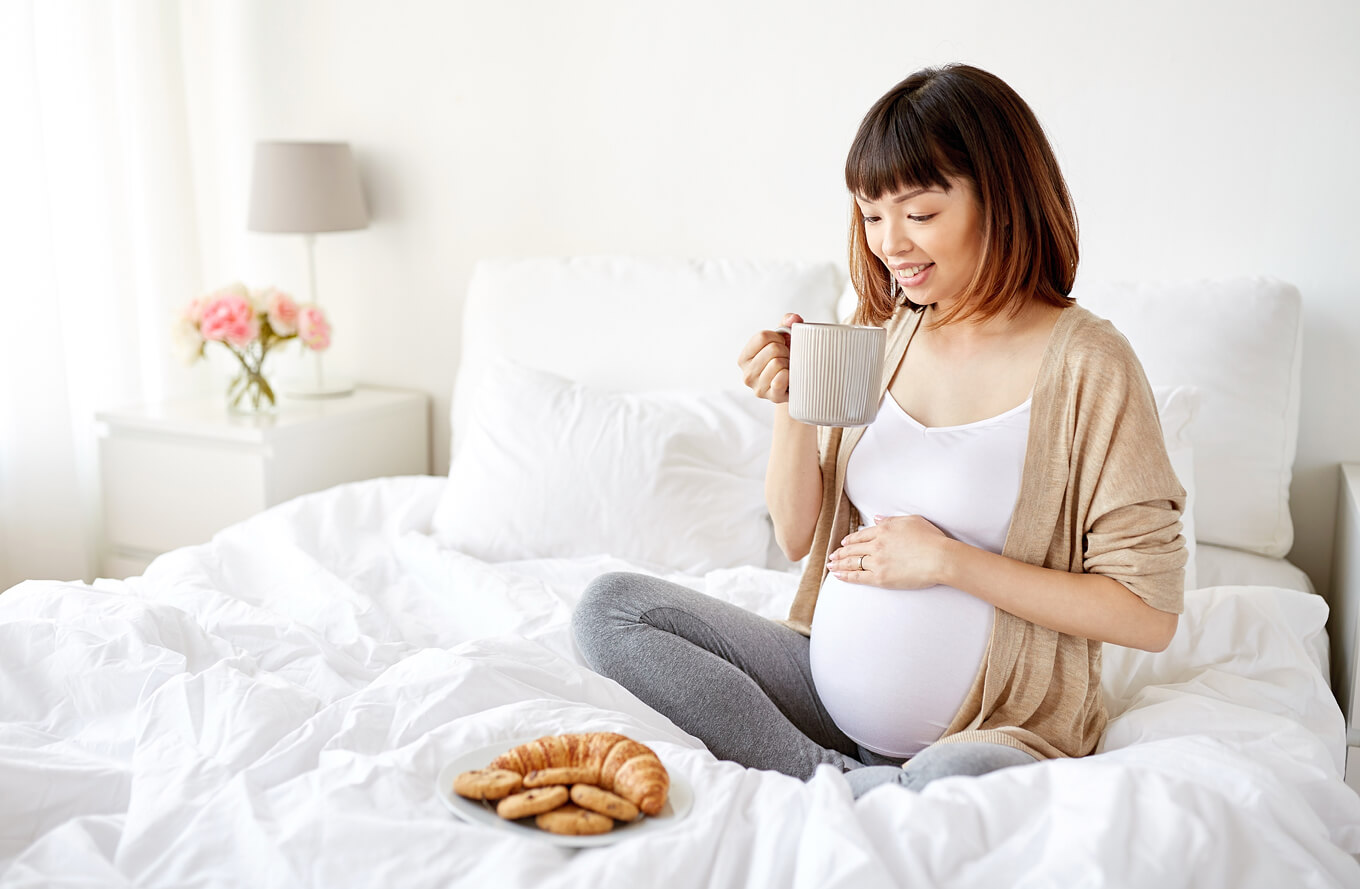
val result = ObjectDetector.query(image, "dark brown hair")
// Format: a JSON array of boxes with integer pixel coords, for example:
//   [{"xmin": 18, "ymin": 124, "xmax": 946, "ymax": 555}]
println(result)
[{"xmin": 845, "ymin": 64, "xmax": 1078, "ymax": 327}]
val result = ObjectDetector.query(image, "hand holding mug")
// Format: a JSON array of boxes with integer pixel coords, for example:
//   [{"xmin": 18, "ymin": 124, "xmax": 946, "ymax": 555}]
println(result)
[
  {"xmin": 737, "ymin": 313, "xmax": 804, "ymax": 404},
  {"xmin": 739, "ymin": 314, "xmax": 887, "ymax": 426}
]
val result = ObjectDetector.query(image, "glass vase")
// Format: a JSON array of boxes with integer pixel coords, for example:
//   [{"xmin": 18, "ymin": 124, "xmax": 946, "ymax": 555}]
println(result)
[{"xmin": 227, "ymin": 346, "xmax": 277, "ymax": 416}]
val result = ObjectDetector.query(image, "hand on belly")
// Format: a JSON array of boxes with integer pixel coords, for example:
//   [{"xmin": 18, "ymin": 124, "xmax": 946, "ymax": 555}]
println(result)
[{"xmin": 826, "ymin": 513, "xmax": 952, "ymax": 590}]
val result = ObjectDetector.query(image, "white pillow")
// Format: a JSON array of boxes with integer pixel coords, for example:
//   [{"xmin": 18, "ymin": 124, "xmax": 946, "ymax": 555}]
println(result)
[
  {"xmin": 1153, "ymin": 384, "xmax": 1199, "ymax": 591},
  {"xmin": 1074, "ymin": 278, "xmax": 1301, "ymax": 558},
  {"xmin": 452, "ymin": 257, "xmax": 846, "ymax": 458},
  {"xmin": 432, "ymin": 360, "xmax": 774, "ymax": 573}
]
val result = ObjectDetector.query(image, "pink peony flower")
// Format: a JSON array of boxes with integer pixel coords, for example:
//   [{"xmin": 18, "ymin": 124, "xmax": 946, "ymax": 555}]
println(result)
[
  {"xmin": 221, "ymin": 281, "xmax": 251, "ymax": 307},
  {"xmin": 261, "ymin": 288, "xmax": 299, "ymax": 336},
  {"xmin": 198, "ymin": 291, "xmax": 259, "ymax": 348},
  {"xmin": 297, "ymin": 305, "xmax": 331, "ymax": 351}
]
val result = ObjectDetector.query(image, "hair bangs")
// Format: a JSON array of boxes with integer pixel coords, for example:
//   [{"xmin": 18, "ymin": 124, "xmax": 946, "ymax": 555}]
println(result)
[{"xmin": 845, "ymin": 95, "xmax": 951, "ymax": 202}]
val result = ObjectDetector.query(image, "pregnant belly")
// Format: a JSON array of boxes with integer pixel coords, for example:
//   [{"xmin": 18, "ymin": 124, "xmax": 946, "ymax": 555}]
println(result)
[{"xmin": 808, "ymin": 574, "xmax": 994, "ymax": 757}]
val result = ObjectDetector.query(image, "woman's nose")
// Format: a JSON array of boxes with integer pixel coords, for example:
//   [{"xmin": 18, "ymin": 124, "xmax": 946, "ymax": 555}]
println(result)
[{"xmin": 879, "ymin": 218, "xmax": 913, "ymax": 256}]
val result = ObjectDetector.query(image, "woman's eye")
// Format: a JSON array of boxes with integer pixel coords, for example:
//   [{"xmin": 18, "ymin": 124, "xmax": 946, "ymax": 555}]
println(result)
[
  {"xmin": 908, "ymin": 214, "xmax": 936, "ymax": 223},
  {"xmin": 862, "ymin": 216, "xmax": 880, "ymax": 224}
]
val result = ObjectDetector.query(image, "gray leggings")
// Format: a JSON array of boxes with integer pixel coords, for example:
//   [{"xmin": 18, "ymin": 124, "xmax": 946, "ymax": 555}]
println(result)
[{"xmin": 572, "ymin": 571, "xmax": 1038, "ymax": 798}]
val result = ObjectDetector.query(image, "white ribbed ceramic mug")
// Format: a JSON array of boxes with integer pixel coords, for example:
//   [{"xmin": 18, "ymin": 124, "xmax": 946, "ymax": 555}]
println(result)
[{"xmin": 777, "ymin": 322, "xmax": 887, "ymax": 427}]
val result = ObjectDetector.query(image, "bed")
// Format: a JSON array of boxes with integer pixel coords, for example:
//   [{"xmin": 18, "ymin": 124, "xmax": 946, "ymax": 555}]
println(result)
[{"xmin": 2, "ymin": 258, "xmax": 1358, "ymax": 888}]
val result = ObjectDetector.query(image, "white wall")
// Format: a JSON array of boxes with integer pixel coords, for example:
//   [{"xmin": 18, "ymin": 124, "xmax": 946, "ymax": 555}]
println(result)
[{"xmin": 178, "ymin": 0, "xmax": 1360, "ymax": 594}]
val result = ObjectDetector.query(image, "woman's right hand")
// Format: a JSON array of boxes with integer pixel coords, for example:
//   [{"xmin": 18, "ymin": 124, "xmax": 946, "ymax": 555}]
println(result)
[{"xmin": 736, "ymin": 313, "xmax": 803, "ymax": 403}]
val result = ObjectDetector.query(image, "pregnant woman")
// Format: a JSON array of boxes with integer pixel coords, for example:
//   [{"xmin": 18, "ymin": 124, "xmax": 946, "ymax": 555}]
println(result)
[{"xmin": 572, "ymin": 64, "xmax": 1186, "ymax": 797}]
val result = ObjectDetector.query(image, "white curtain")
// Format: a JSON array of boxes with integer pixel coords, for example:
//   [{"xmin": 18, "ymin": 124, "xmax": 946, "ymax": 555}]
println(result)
[{"xmin": 0, "ymin": 0, "xmax": 204, "ymax": 589}]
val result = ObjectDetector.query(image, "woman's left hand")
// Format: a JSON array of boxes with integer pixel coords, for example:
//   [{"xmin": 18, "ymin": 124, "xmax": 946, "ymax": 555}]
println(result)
[{"xmin": 827, "ymin": 514, "xmax": 952, "ymax": 589}]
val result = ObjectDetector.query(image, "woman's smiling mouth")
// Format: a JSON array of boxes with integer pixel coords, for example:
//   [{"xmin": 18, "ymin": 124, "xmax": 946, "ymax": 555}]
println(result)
[{"xmin": 894, "ymin": 263, "xmax": 935, "ymax": 285}]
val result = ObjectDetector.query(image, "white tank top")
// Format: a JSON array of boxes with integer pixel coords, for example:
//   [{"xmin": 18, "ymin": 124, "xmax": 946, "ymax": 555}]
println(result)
[{"xmin": 808, "ymin": 391, "xmax": 1031, "ymax": 757}]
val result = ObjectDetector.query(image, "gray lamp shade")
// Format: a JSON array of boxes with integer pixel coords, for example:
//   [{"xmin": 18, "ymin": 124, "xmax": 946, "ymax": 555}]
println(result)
[{"xmin": 247, "ymin": 141, "xmax": 369, "ymax": 233}]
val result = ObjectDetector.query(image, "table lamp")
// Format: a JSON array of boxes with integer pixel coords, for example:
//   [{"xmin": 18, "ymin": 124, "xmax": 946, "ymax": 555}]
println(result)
[{"xmin": 247, "ymin": 140, "xmax": 369, "ymax": 397}]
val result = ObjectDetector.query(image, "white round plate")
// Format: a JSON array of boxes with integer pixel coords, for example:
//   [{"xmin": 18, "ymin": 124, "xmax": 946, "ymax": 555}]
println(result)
[{"xmin": 435, "ymin": 737, "xmax": 694, "ymax": 848}]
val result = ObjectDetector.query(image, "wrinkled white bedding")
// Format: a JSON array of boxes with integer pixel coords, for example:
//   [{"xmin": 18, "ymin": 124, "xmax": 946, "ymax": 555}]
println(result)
[{"xmin": 2, "ymin": 476, "xmax": 1358, "ymax": 888}]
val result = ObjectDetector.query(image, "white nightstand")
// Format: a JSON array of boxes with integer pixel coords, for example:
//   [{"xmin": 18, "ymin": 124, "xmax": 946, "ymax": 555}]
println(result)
[
  {"xmin": 96, "ymin": 386, "xmax": 429, "ymax": 578},
  {"xmin": 1329, "ymin": 464, "xmax": 1360, "ymax": 793}
]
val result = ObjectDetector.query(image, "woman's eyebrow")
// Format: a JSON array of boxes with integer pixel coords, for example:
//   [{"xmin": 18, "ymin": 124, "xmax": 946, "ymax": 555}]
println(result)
[
  {"xmin": 891, "ymin": 188, "xmax": 931, "ymax": 203},
  {"xmin": 858, "ymin": 187, "xmax": 933, "ymax": 207}
]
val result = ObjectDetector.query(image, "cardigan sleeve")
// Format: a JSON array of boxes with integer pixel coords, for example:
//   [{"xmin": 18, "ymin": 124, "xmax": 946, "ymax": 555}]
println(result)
[{"xmin": 1070, "ymin": 325, "xmax": 1188, "ymax": 614}]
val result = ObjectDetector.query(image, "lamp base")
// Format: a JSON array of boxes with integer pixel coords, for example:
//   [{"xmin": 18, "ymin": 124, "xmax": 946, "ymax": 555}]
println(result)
[{"xmin": 279, "ymin": 376, "xmax": 355, "ymax": 399}]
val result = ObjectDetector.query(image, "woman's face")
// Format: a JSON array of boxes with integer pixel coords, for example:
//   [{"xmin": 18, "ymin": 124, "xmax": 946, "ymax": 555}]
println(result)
[{"xmin": 855, "ymin": 176, "xmax": 984, "ymax": 313}]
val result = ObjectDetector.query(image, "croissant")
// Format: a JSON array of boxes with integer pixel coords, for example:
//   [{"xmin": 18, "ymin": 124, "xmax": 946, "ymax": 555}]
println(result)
[{"xmin": 488, "ymin": 732, "xmax": 670, "ymax": 816}]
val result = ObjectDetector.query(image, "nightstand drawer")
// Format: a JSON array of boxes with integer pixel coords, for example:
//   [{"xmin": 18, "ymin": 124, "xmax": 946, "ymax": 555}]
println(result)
[
  {"xmin": 1332, "ymin": 464, "xmax": 1360, "ymax": 764},
  {"xmin": 101, "ymin": 435, "xmax": 267, "ymax": 553}
]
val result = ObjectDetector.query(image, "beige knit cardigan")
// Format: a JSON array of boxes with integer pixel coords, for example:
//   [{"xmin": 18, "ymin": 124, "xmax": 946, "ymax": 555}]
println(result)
[{"xmin": 782, "ymin": 304, "xmax": 1187, "ymax": 761}]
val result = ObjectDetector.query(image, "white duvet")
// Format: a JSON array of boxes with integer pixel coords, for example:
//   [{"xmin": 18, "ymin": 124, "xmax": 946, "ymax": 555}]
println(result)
[{"xmin": 2, "ymin": 477, "xmax": 1358, "ymax": 888}]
